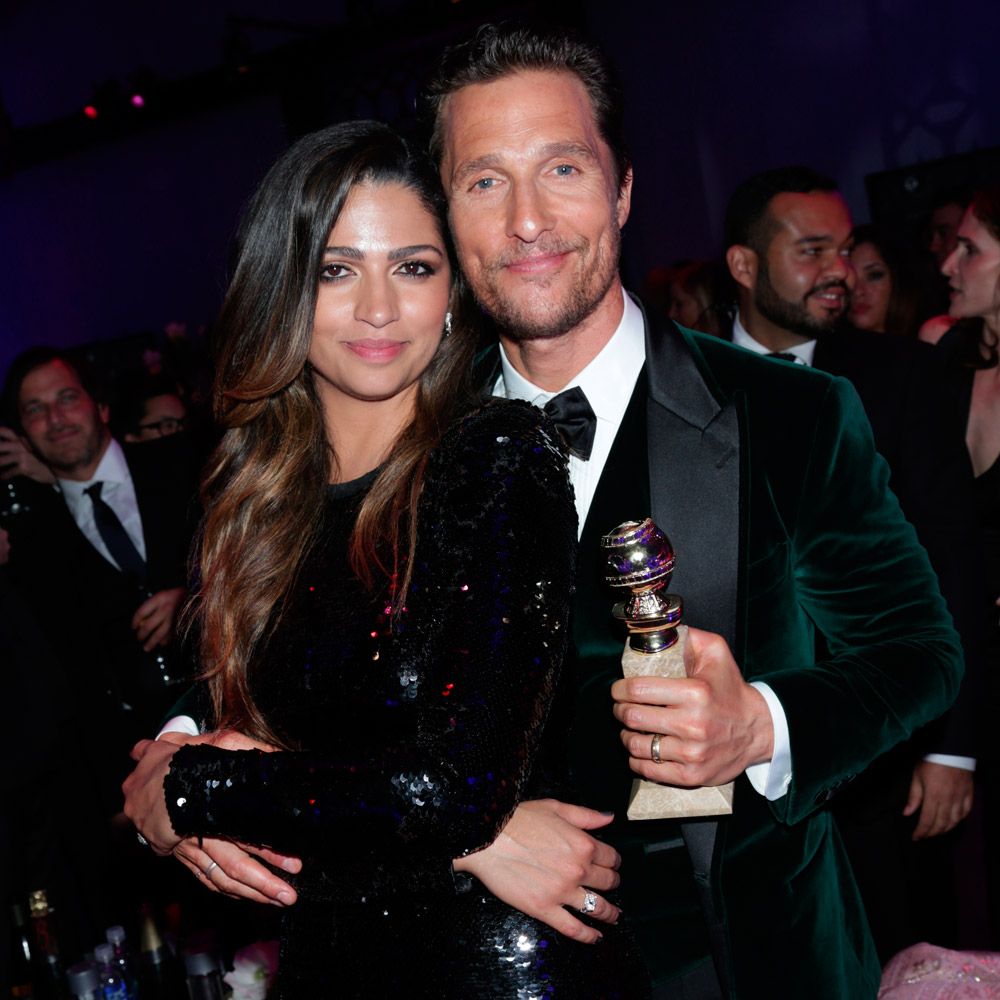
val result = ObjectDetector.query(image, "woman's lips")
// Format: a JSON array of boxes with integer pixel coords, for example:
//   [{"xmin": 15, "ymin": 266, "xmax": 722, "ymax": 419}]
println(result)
[{"xmin": 344, "ymin": 339, "xmax": 406, "ymax": 362}]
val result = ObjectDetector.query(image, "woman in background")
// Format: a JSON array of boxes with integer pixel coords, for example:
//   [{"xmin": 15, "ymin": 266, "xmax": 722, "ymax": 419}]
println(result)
[
  {"xmin": 936, "ymin": 183, "xmax": 1000, "ymax": 947},
  {"xmin": 665, "ymin": 259, "xmax": 733, "ymax": 338},
  {"xmin": 849, "ymin": 224, "xmax": 935, "ymax": 337}
]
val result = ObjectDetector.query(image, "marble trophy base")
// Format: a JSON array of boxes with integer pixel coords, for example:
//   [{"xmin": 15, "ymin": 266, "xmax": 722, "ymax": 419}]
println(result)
[{"xmin": 622, "ymin": 625, "xmax": 735, "ymax": 820}]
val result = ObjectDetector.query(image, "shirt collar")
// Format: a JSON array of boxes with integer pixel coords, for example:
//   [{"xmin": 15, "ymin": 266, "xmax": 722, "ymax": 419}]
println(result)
[
  {"xmin": 496, "ymin": 287, "xmax": 646, "ymax": 419},
  {"xmin": 57, "ymin": 438, "xmax": 128, "ymax": 500},
  {"xmin": 732, "ymin": 312, "xmax": 816, "ymax": 366}
]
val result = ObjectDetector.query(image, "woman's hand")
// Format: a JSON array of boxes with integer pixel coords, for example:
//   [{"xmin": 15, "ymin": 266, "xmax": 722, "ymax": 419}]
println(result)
[{"xmin": 453, "ymin": 799, "xmax": 622, "ymax": 944}]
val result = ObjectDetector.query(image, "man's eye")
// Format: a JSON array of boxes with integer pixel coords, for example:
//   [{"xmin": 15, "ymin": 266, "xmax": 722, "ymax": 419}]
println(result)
[
  {"xmin": 473, "ymin": 177, "xmax": 497, "ymax": 190},
  {"xmin": 553, "ymin": 164, "xmax": 576, "ymax": 176}
]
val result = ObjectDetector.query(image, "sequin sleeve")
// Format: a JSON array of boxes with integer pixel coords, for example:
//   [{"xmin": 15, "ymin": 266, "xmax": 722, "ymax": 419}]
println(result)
[{"xmin": 164, "ymin": 401, "xmax": 577, "ymax": 869}]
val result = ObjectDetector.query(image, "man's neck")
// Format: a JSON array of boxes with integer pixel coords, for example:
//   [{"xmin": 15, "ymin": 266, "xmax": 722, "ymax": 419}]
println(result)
[
  {"xmin": 738, "ymin": 301, "xmax": 809, "ymax": 353},
  {"xmin": 500, "ymin": 280, "xmax": 625, "ymax": 392}
]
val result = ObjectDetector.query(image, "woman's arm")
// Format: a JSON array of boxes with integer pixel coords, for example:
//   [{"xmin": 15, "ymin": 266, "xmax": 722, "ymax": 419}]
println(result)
[{"xmin": 161, "ymin": 405, "xmax": 578, "ymax": 865}]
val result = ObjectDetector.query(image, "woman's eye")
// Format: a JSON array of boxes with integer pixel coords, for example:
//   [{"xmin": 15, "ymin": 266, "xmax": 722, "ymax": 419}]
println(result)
[
  {"xmin": 397, "ymin": 260, "xmax": 434, "ymax": 277},
  {"xmin": 320, "ymin": 263, "xmax": 351, "ymax": 281}
]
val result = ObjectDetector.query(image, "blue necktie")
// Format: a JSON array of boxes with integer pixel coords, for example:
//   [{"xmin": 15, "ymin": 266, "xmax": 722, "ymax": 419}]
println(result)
[{"xmin": 85, "ymin": 481, "xmax": 146, "ymax": 583}]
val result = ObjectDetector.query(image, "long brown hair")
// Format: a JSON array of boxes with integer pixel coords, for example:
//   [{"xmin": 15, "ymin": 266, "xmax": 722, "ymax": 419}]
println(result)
[{"xmin": 194, "ymin": 121, "xmax": 476, "ymax": 745}]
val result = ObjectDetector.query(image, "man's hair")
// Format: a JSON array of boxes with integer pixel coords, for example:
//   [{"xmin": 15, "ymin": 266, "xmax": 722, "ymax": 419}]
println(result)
[
  {"xmin": 1, "ymin": 346, "xmax": 104, "ymax": 429},
  {"xmin": 423, "ymin": 21, "xmax": 631, "ymax": 193},
  {"xmin": 724, "ymin": 166, "xmax": 838, "ymax": 253}
]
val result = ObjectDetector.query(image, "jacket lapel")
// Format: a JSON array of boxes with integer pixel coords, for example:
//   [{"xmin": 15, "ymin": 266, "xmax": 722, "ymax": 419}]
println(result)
[{"xmin": 644, "ymin": 316, "xmax": 744, "ymax": 660}]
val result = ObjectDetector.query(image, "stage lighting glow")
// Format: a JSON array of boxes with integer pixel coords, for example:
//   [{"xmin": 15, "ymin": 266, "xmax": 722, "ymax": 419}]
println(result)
[
  {"xmin": 130, "ymin": 94, "xmax": 145, "ymax": 108},
  {"xmin": 83, "ymin": 105, "xmax": 99, "ymax": 119}
]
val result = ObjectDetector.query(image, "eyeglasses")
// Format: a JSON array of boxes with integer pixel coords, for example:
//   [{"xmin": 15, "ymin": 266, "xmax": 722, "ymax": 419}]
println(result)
[{"xmin": 138, "ymin": 416, "xmax": 187, "ymax": 437}]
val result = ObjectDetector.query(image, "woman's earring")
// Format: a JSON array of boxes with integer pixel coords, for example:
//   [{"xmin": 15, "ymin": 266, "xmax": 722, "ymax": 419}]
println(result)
[{"xmin": 444, "ymin": 311, "xmax": 453, "ymax": 339}]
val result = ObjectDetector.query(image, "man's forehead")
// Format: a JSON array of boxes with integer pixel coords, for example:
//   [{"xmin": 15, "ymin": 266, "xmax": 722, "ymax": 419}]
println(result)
[
  {"xmin": 769, "ymin": 190, "xmax": 852, "ymax": 239},
  {"xmin": 19, "ymin": 359, "xmax": 84, "ymax": 401},
  {"xmin": 440, "ymin": 70, "xmax": 602, "ymax": 174}
]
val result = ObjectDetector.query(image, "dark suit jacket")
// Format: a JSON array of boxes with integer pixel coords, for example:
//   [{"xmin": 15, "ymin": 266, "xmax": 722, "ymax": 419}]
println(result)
[
  {"xmin": 477, "ymin": 313, "xmax": 962, "ymax": 995},
  {"xmin": 7, "ymin": 433, "xmax": 203, "ymax": 801},
  {"xmin": 722, "ymin": 326, "xmax": 984, "ymax": 781}
]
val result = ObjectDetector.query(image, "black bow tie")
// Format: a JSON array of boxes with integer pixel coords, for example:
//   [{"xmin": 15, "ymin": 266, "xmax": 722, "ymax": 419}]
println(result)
[
  {"xmin": 766, "ymin": 351, "xmax": 799, "ymax": 363},
  {"xmin": 544, "ymin": 386, "xmax": 597, "ymax": 461}
]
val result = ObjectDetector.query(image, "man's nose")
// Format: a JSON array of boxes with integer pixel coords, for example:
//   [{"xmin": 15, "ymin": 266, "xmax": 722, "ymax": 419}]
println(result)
[
  {"xmin": 825, "ymin": 252, "xmax": 855, "ymax": 288},
  {"xmin": 507, "ymin": 180, "xmax": 556, "ymax": 242}
]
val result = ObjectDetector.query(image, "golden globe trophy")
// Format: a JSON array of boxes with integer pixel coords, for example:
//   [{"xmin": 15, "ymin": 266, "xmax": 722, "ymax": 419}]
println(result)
[{"xmin": 601, "ymin": 518, "xmax": 734, "ymax": 820}]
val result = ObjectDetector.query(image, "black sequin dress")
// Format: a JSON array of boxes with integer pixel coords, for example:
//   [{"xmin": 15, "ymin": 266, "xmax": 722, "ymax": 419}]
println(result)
[{"xmin": 165, "ymin": 401, "xmax": 649, "ymax": 998}]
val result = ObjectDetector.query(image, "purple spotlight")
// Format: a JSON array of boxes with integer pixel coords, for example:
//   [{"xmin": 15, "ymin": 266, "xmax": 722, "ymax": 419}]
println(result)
[{"xmin": 130, "ymin": 94, "xmax": 145, "ymax": 108}]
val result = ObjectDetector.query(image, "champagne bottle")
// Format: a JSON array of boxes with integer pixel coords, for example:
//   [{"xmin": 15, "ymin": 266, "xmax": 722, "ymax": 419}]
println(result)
[
  {"xmin": 9, "ymin": 902, "xmax": 35, "ymax": 998},
  {"xmin": 27, "ymin": 890, "xmax": 64, "ymax": 1000},
  {"xmin": 137, "ymin": 906, "xmax": 184, "ymax": 1000}
]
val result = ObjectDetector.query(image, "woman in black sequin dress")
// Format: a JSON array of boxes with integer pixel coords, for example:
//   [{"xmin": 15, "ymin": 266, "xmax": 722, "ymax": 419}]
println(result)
[{"xmin": 122, "ymin": 122, "xmax": 649, "ymax": 997}]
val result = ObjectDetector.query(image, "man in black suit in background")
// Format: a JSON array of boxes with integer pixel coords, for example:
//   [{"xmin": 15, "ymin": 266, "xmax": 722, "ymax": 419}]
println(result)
[
  {"xmin": 723, "ymin": 166, "xmax": 986, "ymax": 958},
  {"xmin": 2, "ymin": 347, "xmax": 201, "ymax": 813}
]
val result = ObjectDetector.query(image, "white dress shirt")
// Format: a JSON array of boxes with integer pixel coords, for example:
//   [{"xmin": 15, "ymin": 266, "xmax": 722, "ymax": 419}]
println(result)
[
  {"xmin": 496, "ymin": 288, "xmax": 791, "ymax": 799},
  {"xmin": 731, "ymin": 313, "xmax": 816, "ymax": 365},
  {"xmin": 57, "ymin": 438, "xmax": 147, "ymax": 569},
  {"xmin": 493, "ymin": 289, "xmax": 645, "ymax": 537},
  {"xmin": 733, "ymin": 312, "xmax": 973, "ymax": 773}
]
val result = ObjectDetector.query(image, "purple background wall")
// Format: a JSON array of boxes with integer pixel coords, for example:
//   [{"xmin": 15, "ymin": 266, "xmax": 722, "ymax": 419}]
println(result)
[{"xmin": 3, "ymin": 0, "xmax": 999, "ymax": 381}]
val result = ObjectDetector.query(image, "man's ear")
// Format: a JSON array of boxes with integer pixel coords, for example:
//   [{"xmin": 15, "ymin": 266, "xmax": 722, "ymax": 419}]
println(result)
[
  {"xmin": 98, "ymin": 402, "xmax": 111, "ymax": 427},
  {"xmin": 726, "ymin": 244, "xmax": 758, "ymax": 292},
  {"xmin": 616, "ymin": 167, "xmax": 633, "ymax": 228}
]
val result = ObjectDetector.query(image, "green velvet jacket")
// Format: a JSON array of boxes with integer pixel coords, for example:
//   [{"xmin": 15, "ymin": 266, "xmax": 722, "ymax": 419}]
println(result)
[{"xmin": 569, "ymin": 318, "xmax": 964, "ymax": 997}]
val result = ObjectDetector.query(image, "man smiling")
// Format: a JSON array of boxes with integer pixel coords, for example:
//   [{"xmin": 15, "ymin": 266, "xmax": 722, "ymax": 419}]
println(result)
[{"xmin": 421, "ymin": 25, "xmax": 962, "ymax": 998}]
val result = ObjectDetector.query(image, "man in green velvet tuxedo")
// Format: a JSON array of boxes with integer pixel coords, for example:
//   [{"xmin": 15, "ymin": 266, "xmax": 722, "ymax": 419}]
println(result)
[{"xmin": 420, "ymin": 22, "xmax": 963, "ymax": 1000}]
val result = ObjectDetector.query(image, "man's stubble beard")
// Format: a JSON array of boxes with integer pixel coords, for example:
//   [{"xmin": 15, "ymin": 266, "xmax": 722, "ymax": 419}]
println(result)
[
  {"xmin": 40, "ymin": 423, "xmax": 108, "ymax": 477},
  {"xmin": 466, "ymin": 224, "xmax": 622, "ymax": 343},
  {"xmin": 755, "ymin": 255, "xmax": 848, "ymax": 340}
]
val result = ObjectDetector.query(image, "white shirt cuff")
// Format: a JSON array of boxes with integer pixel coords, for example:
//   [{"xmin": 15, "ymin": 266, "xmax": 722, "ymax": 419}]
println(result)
[
  {"xmin": 745, "ymin": 681, "xmax": 792, "ymax": 800},
  {"xmin": 157, "ymin": 715, "xmax": 200, "ymax": 739},
  {"xmin": 923, "ymin": 753, "xmax": 976, "ymax": 772}
]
